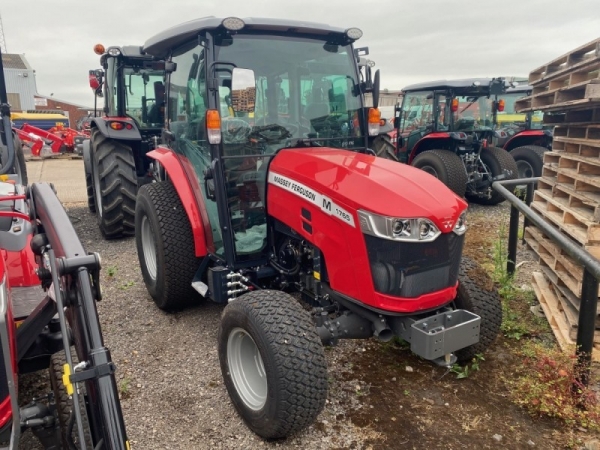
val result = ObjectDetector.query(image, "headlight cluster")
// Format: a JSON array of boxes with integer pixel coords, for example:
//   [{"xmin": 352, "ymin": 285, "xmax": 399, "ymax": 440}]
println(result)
[
  {"xmin": 359, "ymin": 210, "xmax": 440, "ymax": 242},
  {"xmin": 454, "ymin": 212, "xmax": 467, "ymax": 235},
  {"xmin": 358, "ymin": 210, "xmax": 467, "ymax": 242}
]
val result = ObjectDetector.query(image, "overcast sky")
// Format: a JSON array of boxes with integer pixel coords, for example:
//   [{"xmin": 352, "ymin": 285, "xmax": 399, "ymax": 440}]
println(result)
[{"xmin": 3, "ymin": 0, "xmax": 600, "ymax": 107}]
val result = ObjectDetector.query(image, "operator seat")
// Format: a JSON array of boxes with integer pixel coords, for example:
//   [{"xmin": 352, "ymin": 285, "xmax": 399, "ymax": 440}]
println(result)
[{"xmin": 147, "ymin": 81, "xmax": 165, "ymax": 125}]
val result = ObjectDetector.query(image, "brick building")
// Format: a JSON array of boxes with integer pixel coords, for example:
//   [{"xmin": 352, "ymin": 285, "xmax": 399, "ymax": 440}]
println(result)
[{"xmin": 33, "ymin": 95, "xmax": 94, "ymax": 129}]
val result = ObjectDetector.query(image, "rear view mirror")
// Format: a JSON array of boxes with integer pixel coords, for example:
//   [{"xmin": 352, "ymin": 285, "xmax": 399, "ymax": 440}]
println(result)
[{"xmin": 230, "ymin": 68, "xmax": 256, "ymax": 116}]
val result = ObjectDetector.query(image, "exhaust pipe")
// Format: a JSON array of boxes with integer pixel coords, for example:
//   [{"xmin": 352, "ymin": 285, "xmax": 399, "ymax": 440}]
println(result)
[{"xmin": 318, "ymin": 288, "xmax": 394, "ymax": 343}]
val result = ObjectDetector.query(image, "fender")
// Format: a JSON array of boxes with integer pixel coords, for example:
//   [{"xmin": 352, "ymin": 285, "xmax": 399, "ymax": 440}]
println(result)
[
  {"xmin": 90, "ymin": 117, "xmax": 142, "ymax": 141},
  {"xmin": 503, "ymin": 130, "xmax": 547, "ymax": 151},
  {"xmin": 146, "ymin": 148, "xmax": 209, "ymax": 257},
  {"xmin": 82, "ymin": 139, "xmax": 92, "ymax": 176},
  {"xmin": 408, "ymin": 132, "xmax": 451, "ymax": 163}
]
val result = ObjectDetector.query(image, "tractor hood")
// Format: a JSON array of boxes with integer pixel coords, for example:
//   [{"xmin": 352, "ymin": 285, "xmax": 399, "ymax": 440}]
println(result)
[{"xmin": 268, "ymin": 147, "xmax": 467, "ymax": 229}]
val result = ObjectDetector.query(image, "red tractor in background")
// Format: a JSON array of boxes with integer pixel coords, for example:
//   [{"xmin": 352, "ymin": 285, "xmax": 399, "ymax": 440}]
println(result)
[
  {"xmin": 133, "ymin": 16, "xmax": 502, "ymax": 440},
  {"xmin": 0, "ymin": 49, "xmax": 129, "ymax": 449},
  {"xmin": 493, "ymin": 84, "xmax": 553, "ymax": 178},
  {"xmin": 83, "ymin": 44, "xmax": 168, "ymax": 238}
]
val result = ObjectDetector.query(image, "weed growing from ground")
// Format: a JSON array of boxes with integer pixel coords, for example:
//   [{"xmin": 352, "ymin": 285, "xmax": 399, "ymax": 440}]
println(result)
[
  {"xmin": 450, "ymin": 354, "xmax": 485, "ymax": 379},
  {"xmin": 508, "ymin": 342, "xmax": 600, "ymax": 431}
]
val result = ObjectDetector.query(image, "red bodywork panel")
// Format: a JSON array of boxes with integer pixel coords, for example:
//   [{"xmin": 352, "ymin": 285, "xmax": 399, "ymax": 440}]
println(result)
[
  {"xmin": 267, "ymin": 147, "xmax": 467, "ymax": 313},
  {"xmin": 407, "ymin": 132, "xmax": 451, "ymax": 163},
  {"xmin": 503, "ymin": 130, "xmax": 546, "ymax": 150},
  {"xmin": 146, "ymin": 148, "xmax": 209, "ymax": 257},
  {"xmin": 0, "ymin": 256, "xmax": 18, "ymax": 429},
  {"xmin": 1, "ymin": 236, "xmax": 40, "ymax": 288}
]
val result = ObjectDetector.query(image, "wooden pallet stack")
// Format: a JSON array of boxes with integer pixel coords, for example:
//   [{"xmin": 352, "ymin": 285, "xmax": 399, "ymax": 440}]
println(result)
[
  {"xmin": 516, "ymin": 38, "xmax": 600, "ymax": 360},
  {"xmin": 231, "ymin": 87, "xmax": 256, "ymax": 113}
]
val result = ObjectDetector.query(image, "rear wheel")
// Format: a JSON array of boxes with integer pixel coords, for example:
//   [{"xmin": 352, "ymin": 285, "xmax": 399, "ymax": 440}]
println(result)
[
  {"xmin": 49, "ymin": 349, "xmax": 93, "ymax": 449},
  {"xmin": 468, "ymin": 146, "xmax": 518, "ymax": 205},
  {"xmin": 371, "ymin": 135, "xmax": 398, "ymax": 161},
  {"xmin": 135, "ymin": 181, "xmax": 202, "ymax": 310},
  {"xmin": 218, "ymin": 290, "xmax": 328, "ymax": 439},
  {"xmin": 453, "ymin": 257, "xmax": 502, "ymax": 363},
  {"xmin": 510, "ymin": 145, "xmax": 547, "ymax": 178},
  {"xmin": 411, "ymin": 149, "xmax": 467, "ymax": 197},
  {"xmin": 91, "ymin": 130, "xmax": 137, "ymax": 239},
  {"xmin": 86, "ymin": 172, "xmax": 96, "ymax": 213}
]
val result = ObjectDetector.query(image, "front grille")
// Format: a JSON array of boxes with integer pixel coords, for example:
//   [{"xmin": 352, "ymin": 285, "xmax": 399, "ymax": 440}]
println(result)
[{"xmin": 365, "ymin": 232, "xmax": 464, "ymax": 298}]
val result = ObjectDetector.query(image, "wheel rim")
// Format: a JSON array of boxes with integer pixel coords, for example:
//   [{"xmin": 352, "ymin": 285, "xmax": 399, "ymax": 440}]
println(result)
[
  {"xmin": 516, "ymin": 159, "xmax": 534, "ymax": 179},
  {"xmin": 93, "ymin": 160, "xmax": 103, "ymax": 217},
  {"xmin": 227, "ymin": 327, "xmax": 267, "ymax": 411},
  {"xmin": 420, "ymin": 165, "xmax": 439, "ymax": 178},
  {"xmin": 140, "ymin": 215, "xmax": 157, "ymax": 281}
]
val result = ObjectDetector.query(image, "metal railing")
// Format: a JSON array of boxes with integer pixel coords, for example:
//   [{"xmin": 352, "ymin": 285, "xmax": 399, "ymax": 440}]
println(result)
[{"xmin": 492, "ymin": 178, "xmax": 599, "ymax": 386}]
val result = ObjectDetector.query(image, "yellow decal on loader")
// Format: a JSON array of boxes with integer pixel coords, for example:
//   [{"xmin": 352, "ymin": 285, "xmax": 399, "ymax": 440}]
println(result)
[{"xmin": 62, "ymin": 364, "xmax": 74, "ymax": 396}]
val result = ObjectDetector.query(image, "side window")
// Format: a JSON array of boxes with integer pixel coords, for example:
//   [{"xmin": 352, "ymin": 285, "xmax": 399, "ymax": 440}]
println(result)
[
  {"xmin": 169, "ymin": 44, "xmax": 206, "ymax": 144},
  {"xmin": 436, "ymin": 94, "xmax": 448, "ymax": 129},
  {"xmin": 400, "ymin": 91, "xmax": 433, "ymax": 134}
]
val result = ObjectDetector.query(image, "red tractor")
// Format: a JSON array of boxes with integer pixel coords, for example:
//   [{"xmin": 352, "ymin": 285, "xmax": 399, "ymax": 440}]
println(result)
[
  {"xmin": 0, "ymin": 50, "xmax": 129, "ymax": 449},
  {"xmin": 83, "ymin": 44, "xmax": 168, "ymax": 239},
  {"xmin": 133, "ymin": 17, "xmax": 502, "ymax": 440},
  {"xmin": 493, "ymin": 84, "xmax": 552, "ymax": 178},
  {"xmin": 391, "ymin": 78, "xmax": 518, "ymax": 204}
]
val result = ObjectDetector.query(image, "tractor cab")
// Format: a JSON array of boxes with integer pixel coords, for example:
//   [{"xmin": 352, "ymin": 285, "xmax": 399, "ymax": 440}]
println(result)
[
  {"xmin": 493, "ymin": 84, "xmax": 552, "ymax": 151},
  {"xmin": 395, "ymin": 78, "xmax": 506, "ymax": 164},
  {"xmin": 143, "ymin": 16, "xmax": 382, "ymax": 267},
  {"xmin": 90, "ymin": 44, "xmax": 168, "ymax": 130}
]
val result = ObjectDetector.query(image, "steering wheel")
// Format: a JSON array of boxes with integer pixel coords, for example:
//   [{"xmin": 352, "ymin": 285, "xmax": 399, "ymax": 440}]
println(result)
[{"xmin": 249, "ymin": 124, "xmax": 293, "ymax": 144}]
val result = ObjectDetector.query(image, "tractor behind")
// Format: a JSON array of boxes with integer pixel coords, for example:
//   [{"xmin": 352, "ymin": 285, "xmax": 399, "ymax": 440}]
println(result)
[
  {"xmin": 493, "ymin": 84, "xmax": 553, "ymax": 178},
  {"xmin": 392, "ymin": 78, "xmax": 518, "ymax": 204},
  {"xmin": 83, "ymin": 44, "xmax": 168, "ymax": 238},
  {"xmin": 131, "ymin": 16, "xmax": 503, "ymax": 440}
]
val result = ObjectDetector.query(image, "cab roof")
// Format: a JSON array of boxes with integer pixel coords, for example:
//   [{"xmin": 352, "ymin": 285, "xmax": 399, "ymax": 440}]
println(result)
[
  {"xmin": 402, "ymin": 78, "xmax": 499, "ymax": 94},
  {"xmin": 506, "ymin": 84, "xmax": 532, "ymax": 95},
  {"xmin": 143, "ymin": 16, "xmax": 352, "ymax": 59}
]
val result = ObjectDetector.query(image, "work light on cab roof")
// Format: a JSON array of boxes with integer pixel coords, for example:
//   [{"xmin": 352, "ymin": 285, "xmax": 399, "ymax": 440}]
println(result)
[
  {"xmin": 222, "ymin": 17, "xmax": 246, "ymax": 31},
  {"xmin": 93, "ymin": 43, "xmax": 105, "ymax": 55},
  {"xmin": 345, "ymin": 27, "xmax": 363, "ymax": 40}
]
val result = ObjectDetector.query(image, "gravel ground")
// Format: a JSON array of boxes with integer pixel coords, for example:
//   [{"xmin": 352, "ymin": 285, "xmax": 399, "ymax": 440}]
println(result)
[{"xmin": 18, "ymin": 200, "xmax": 594, "ymax": 449}]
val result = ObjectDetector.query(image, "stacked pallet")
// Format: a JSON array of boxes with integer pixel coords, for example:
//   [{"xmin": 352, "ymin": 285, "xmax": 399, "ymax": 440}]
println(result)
[
  {"xmin": 231, "ymin": 87, "xmax": 256, "ymax": 113},
  {"xmin": 517, "ymin": 38, "xmax": 600, "ymax": 360}
]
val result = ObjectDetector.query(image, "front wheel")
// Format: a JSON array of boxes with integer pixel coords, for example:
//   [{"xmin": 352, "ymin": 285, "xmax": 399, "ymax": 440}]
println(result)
[
  {"xmin": 218, "ymin": 290, "xmax": 328, "ymax": 439},
  {"xmin": 411, "ymin": 149, "xmax": 468, "ymax": 198},
  {"xmin": 371, "ymin": 135, "xmax": 399, "ymax": 161},
  {"xmin": 468, "ymin": 146, "xmax": 518, "ymax": 205},
  {"xmin": 49, "ymin": 349, "xmax": 93, "ymax": 448},
  {"xmin": 509, "ymin": 145, "xmax": 547, "ymax": 178},
  {"xmin": 135, "ymin": 181, "xmax": 202, "ymax": 310},
  {"xmin": 453, "ymin": 257, "xmax": 502, "ymax": 363}
]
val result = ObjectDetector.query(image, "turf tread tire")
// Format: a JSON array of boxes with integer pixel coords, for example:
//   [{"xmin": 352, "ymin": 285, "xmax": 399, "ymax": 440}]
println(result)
[
  {"xmin": 412, "ymin": 149, "xmax": 468, "ymax": 197},
  {"xmin": 509, "ymin": 145, "xmax": 547, "ymax": 178},
  {"xmin": 135, "ymin": 181, "xmax": 201, "ymax": 310},
  {"xmin": 454, "ymin": 257, "xmax": 502, "ymax": 362},
  {"xmin": 468, "ymin": 146, "xmax": 518, "ymax": 205},
  {"xmin": 49, "ymin": 349, "xmax": 93, "ymax": 448},
  {"xmin": 219, "ymin": 290, "xmax": 328, "ymax": 440},
  {"xmin": 91, "ymin": 130, "xmax": 137, "ymax": 238}
]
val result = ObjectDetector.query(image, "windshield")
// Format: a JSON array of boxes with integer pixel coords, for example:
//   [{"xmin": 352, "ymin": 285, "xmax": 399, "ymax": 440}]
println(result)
[
  {"xmin": 214, "ymin": 34, "xmax": 364, "ymax": 154},
  {"xmin": 121, "ymin": 67, "xmax": 166, "ymax": 128},
  {"xmin": 496, "ymin": 92, "xmax": 543, "ymax": 130},
  {"xmin": 453, "ymin": 95, "xmax": 494, "ymax": 132},
  {"xmin": 167, "ymin": 34, "xmax": 364, "ymax": 263}
]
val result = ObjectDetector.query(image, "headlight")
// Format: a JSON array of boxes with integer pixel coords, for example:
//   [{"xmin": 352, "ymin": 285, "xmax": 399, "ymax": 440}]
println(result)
[
  {"xmin": 107, "ymin": 47, "xmax": 121, "ymax": 57},
  {"xmin": 345, "ymin": 27, "xmax": 363, "ymax": 41},
  {"xmin": 454, "ymin": 212, "xmax": 467, "ymax": 235},
  {"xmin": 222, "ymin": 17, "xmax": 246, "ymax": 31},
  {"xmin": 358, "ymin": 210, "xmax": 441, "ymax": 242}
]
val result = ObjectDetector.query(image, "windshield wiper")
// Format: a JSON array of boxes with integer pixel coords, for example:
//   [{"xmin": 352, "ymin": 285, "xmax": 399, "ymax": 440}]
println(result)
[{"xmin": 460, "ymin": 99, "xmax": 478, "ymax": 114}]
